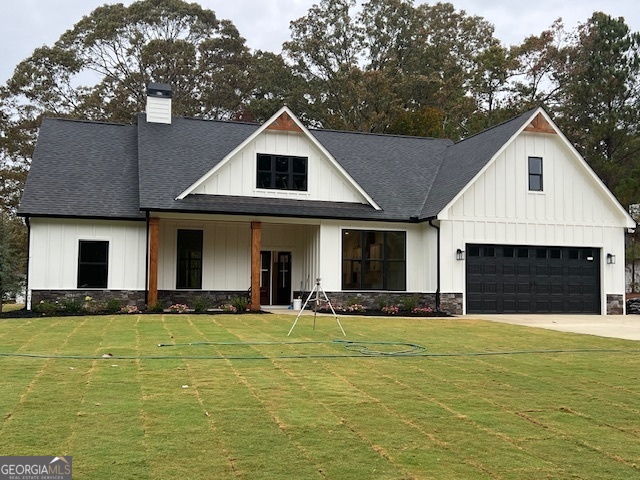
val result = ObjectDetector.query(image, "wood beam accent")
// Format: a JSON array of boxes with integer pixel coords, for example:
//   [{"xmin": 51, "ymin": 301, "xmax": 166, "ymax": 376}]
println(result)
[
  {"xmin": 524, "ymin": 112, "xmax": 556, "ymax": 134},
  {"xmin": 250, "ymin": 222, "xmax": 262, "ymax": 311},
  {"xmin": 266, "ymin": 111, "xmax": 303, "ymax": 132},
  {"xmin": 148, "ymin": 217, "xmax": 159, "ymax": 308}
]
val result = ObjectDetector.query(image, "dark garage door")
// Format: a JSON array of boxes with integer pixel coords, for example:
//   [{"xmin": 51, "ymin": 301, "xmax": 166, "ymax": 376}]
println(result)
[{"xmin": 466, "ymin": 244, "xmax": 600, "ymax": 314}]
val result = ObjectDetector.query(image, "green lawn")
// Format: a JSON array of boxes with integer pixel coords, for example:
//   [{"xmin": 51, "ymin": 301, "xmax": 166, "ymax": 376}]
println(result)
[{"xmin": 0, "ymin": 314, "xmax": 638, "ymax": 479}]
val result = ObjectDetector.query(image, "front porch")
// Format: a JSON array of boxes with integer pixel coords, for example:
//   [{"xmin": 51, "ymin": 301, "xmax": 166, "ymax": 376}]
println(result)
[{"xmin": 146, "ymin": 216, "xmax": 320, "ymax": 310}]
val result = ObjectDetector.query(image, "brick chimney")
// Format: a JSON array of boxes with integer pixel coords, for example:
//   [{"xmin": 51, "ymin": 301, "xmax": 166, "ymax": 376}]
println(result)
[{"xmin": 146, "ymin": 83, "xmax": 172, "ymax": 124}]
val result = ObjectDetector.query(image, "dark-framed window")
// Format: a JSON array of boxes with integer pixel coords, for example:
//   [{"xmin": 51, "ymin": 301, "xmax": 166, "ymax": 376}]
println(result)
[
  {"xmin": 528, "ymin": 156, "xmax": 543, "ymax": 191},
  {"xmin": 256, "ymin": 154, "xmax": 307, "ymax": 191},
  {"xmin": 77, "ymin": 240, "xmax": 108, "ymax": 288},
  {"xmin": 342, "ymin": 230, "xmax": 406, "ymax": 290},
  {"xmin": 176, "ymin": 229, "xmax": 203, "ymax": 289}
]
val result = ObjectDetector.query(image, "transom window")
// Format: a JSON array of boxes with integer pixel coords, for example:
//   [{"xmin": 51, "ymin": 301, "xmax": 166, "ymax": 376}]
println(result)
[
  {"xmin": 256, "ymin": 154, "xmax": 307, "ymax": 191},
  {"xmin": 342, "ymin": 230, "xmax": 406, "ymax": 291},
  {"xmin": 77, "ymin": 240, "xmax": 108, "ymax": 288},
  {"xmin": 528, "ymin": 156, "xmax": 543, "ymax": 191},
  {"xmin": 176, "ymin": 229, "xmax": 203, "ymax": 289}
]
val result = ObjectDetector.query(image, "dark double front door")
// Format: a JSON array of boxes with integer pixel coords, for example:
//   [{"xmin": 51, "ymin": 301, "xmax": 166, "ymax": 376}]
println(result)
[
  {"xmin": 260, "ymin": 251, "xmax": 292, "ymax": 306},
  {"xmin": 466, "ymin": 244, "xmax": 601, "ymax": 314}
]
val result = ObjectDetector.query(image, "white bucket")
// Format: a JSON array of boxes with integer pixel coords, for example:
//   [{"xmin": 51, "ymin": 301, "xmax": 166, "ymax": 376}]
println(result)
[{"xmin": 293, "ymin": 298, "xmax": 302, "ymax": 310}]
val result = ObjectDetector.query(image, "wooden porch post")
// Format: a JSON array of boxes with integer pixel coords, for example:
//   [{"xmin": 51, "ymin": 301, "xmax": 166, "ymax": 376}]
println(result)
[
  {"xmin": 148, "ymin": 217, "xmax": 159, "ymax": 307},
  {"xmin": 251, "ymin": 222, "xmax": 261, "ymax": 311}
]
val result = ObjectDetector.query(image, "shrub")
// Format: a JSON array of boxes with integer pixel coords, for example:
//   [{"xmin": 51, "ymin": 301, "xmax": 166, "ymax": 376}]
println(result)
[
  {"xmin": 147, "ymin": 303, "xmax": 164, "ymax": 313},
  {"xmin": 400, "ymin": 295, "xmax": 420, "ymax": 312},
  {"xmin": 104, "ymin": 298, "xmax": 122, "ymax": 313},
  {"xmin": 231, "ymin": 296, "xmax": 247, "ymax": 313},
  {"xmin": 319, "ymin": 302, "xmax": 344, "ymax": 313},
  {"xmin": 33, "ymin": 300, "xmax": 62, "ymax": 316},
  {"xmin": 60, "ymin": 297, "xmax": 84, "ymax": 313},
  {"xmin": 120, "ymin": 305, "xmax": 139, "ymax": 314},
  {"xmin": 381, "ymin": 305, "xmax": 399, "ymax": 315},
  {"xmin": 412, "ymin": 306, "xmax": 433, "ymax": 315},
  {"xmin": 168, "ymin": 303, "xmax": 189, "ymax": 313},
  {"xmin": 220, "ymin": 304, "xmax": 237, "ymax": 313},
  {"xmin": 346, "ymin": 303, "xmax": 366, "ymax": 313},
  {"xmin": 83, "ymin": 296, "xmax": 104, "ymax": 314},
  {"xmin": 377, "ymin": 296, "xmax": 391, "ymax": 310},
  {"xmin": 192, "ymin": 297, "xmax": 210, "ymax": 313}
]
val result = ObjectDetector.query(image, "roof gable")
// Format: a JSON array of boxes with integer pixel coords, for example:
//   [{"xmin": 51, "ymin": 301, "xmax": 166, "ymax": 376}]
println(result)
[
  {"xmin": 432, "ymin": 107, "xmax": 634, "ymax": 227},
  {"xmin": 176, "ymin": 106, "xmax": 381, "ymax": 210}
]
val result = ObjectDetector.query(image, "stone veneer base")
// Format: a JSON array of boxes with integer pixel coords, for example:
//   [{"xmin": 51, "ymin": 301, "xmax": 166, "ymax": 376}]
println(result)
[
  {"xmin": 293, "ymin": 291, "xmax": 463, "ymax": 315},
  {"xmin": 606, "ymin": 294, "xmax": 624, "ymax": 315},
  {"xmin": 30, "ymin": 289, "xmax": 465, "ymax": 315}
]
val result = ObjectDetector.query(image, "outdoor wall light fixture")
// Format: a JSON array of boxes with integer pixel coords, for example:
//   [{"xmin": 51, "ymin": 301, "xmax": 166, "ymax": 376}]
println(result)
[
  {"xmin": 607, "ymin": 253, "xmax": 616, "ymax": 265},
  {"xmin": 456, "ymin": 248, "xmax": 465, "ymax": 261}
]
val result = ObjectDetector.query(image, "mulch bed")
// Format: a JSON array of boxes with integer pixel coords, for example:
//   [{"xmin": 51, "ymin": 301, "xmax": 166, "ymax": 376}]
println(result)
[{"xmin": 1, "ymin": 307, "xmax": 451, "ymax": 319}]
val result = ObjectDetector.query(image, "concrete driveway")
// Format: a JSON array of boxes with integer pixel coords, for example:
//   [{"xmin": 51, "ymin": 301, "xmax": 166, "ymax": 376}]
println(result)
[{"xmin": 464, "ymin": 314, "xmax": 640, "ymax": 341}]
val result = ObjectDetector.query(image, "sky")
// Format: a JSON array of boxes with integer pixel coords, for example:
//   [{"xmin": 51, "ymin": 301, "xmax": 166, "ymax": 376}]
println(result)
[{"xmin": 1, "ymin": 0, "xmax": 640, "ymax": 84}]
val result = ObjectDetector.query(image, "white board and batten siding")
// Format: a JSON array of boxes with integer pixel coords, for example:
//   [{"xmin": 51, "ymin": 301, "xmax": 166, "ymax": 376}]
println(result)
[
  {"xmin": 439, "ymin": 131, "xmax": 629, "ymax": 306},
  {"xmin": 157, "ymin": 220, "xmax": 320, "ymax": 293},
  {"xmin": 28, "ymin": 218, "xmax": 146, "ymax": 290},
  {"xmin": 191, "ymin": 130, "xmax": 367, "ymax": 204},
  {"xmin": 317, "ymin": 220, "xmax": 436, "ymax": 293}
]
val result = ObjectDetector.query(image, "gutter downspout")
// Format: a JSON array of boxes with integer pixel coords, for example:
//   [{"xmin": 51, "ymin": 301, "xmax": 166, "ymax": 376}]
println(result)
[
  {"xmin": 428, "ymin": 218, "xmax": 441, "ymax": 312},
  {"xmin": 25, "ymin": 216, "xmax": 31, "ymax": 310},
  {"xmin": 144, "ymin": 211, "xmax": 150, "ymax": 307}
]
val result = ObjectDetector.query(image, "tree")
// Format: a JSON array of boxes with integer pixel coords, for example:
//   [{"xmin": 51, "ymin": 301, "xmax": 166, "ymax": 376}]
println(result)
[
  {"xmin": 283, "ymin": 0, "xmax": 503, "ymax": 137},
  {"xmin": 7, "ymin": 0, "xmax": 253, "ymax": 124},
  {"xmin": 0, "ymin": 214, "xmax": 26, "ymax": 312},
  {"xmin": 508, "ymin": 19, "xmax": 567, "ymax": 109},
  {"xmin": 246, "ymin": 50, "xmax": 309, "ymax": 123},
  {"xmin": 555, "ymin": 12, "xmax": 640, "ymax": 206},
  {"xmin": 284, "ymin": 0, "xmax": 373, "ymax": 130}
]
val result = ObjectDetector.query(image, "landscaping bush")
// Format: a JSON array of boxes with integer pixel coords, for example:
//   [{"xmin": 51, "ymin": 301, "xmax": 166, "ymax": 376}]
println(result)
[
  {"xmin": 192, "ymin": 297, "xmax": 210, "ymax": 313},
  {"xmin": 231, "ymin": 296, "xmax": 247, "ymax": 313}
]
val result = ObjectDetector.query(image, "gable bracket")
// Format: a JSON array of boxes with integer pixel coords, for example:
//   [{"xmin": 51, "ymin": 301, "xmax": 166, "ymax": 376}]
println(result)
[
  {"xmin": 524, "ymin": 112, "xmax": 556, "ymax": 134},
  {"xmin": 266, "ymin": 111, "xmax": 303, "ymax": 132}
]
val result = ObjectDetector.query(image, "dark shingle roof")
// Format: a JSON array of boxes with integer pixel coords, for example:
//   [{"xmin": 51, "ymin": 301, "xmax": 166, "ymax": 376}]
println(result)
[
  {"xmin": 312, "ymin": 129, "xmax": 452, "ymax": 218},
  {"xmin": 19, "ymin": 109, "xmax": 538, "ymax": 222},
  {"xmin": 421, "ymin": 109, "xmax": 536, "ymax": 218},
  {"xmin": 137, "ymin": 115, "xmax": 259, "ymax": 209},
  {"xmin": 18, "ymin": 118, "xmax": 143, "ymax": 219}
]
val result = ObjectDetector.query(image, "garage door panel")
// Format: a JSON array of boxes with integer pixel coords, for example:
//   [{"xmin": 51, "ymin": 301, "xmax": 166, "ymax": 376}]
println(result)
[
  {"xmin": 536, "ymin": 266, "xmax": 549, "ymax": 276},
  {"xmin": 517, "ymin": 283, "xmax": 531, "ymax": 293},
  {"xmin": 469, "ymin": 264, "xmax": 482, "ymax": 275},
  {"xmin": 535, "ymin": 283, "xmax": 550, "ymax": 294},
  {"xmin": 550, "ymin": 266, "xmax": 563, "ymax": 276},
  {"xmin": 466, "ymin": 244, "xmax": 600, "ymax": 314},
  {"xmin": 484, "ymin": 264, "xmax": 497, "ymax": 275},
  {"xmin": 503, "ymin": 265, "xmax": 516, "ymax": 275}
]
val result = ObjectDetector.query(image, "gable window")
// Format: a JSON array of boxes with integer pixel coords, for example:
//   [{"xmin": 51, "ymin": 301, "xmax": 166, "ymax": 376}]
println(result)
[
  {"xmin": 342, "ymin": 230, "xmax": 406, "ymax": 291},
  {"xmin": 256, "ymin": 154, "xmax": 307, "ymax": 191},
  {"xmin": 176, "ymin": 229, "xmax": 203, "ymax": 289},
  {"xmin": 528, "ymin": 156, "xmax": 543, "ymax": 191},
  {"xmin": 78, "ymin": 240, "xmax": 108, "ymax": 288}
]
